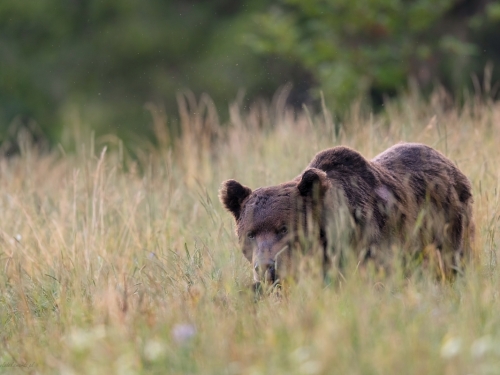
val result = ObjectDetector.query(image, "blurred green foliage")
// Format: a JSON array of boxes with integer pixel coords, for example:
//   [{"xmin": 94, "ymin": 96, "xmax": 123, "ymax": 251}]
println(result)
[
  {"xmin": 246, "ymin": 0, "xmax": 500, "ymax": 110},
  {"xmin": 0, "ymin": 0, "xmax": 278, "ymax": 145},
  {"xmin": 0, "ymin": 0, "xmax": 499, "ymax": 148}
]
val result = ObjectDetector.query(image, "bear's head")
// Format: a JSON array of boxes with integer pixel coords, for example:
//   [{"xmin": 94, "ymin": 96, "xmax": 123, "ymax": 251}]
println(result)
[{"xmin": 219, "ymin": 168, "xmax": 330, "ymax": 284}]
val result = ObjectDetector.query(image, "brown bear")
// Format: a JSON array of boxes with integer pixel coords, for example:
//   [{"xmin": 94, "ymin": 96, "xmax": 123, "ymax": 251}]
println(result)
[{"xmin": 219, "ymin": 143, "xmax": 475, "ymax": 284}]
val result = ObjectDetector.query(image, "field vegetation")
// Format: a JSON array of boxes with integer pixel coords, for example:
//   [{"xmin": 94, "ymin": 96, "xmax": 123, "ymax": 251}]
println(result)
[{"xmin": 1, "ymin": 88, "xmax": 500, "ymax": 374}]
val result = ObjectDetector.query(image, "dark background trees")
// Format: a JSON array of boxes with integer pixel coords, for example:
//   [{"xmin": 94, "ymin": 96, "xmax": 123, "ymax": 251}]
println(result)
[{"xmin": 1, "ymin": 0, "xmax": 499, "ymax": 147}]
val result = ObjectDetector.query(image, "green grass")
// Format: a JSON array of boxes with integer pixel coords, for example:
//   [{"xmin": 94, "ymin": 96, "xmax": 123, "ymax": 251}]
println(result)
[{"xmin": 1, "ymin": 90, "xmax": 500, "ymax": 374}]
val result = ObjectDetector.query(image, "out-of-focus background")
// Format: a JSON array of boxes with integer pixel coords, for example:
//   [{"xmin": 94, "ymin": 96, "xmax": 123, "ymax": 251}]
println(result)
[
  {"xmin": 1, "ymin": 0, "xmax": 499, "ymax": 149},
  {"xmin": 4, "ymin": 3, "xmax": 500, "ymax": 373}
]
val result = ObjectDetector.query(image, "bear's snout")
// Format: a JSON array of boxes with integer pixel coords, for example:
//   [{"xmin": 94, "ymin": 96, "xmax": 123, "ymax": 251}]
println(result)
[{"xmin": 254, "ymin": 260, "xmax": 276, "ymax": 283}]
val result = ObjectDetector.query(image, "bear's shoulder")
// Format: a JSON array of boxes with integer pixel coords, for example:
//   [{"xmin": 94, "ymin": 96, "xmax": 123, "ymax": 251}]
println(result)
[{"xmin": 308, "ymin": 146, "xmax": 372, "ymax": 176}]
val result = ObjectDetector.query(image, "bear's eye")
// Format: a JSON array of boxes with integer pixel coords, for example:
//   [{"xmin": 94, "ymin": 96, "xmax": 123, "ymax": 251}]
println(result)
[
  {"xmin": 247, "ymin": 231, "xmax": 256, "ymax": 240},
  {"xmin": 279, "ymin": 226, "xmax": 288, "ymax": 235}
]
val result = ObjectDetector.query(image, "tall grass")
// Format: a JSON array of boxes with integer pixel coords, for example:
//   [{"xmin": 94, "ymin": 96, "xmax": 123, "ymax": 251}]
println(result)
[{"xmin": 1, "ymin": 88, "xmax": 500, "ymax": 374}]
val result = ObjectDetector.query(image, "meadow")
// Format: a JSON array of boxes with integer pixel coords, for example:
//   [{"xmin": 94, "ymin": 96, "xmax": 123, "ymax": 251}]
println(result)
[{"xmin": 2, "ymin": 87, "xmax": 500, "ymax": 375}]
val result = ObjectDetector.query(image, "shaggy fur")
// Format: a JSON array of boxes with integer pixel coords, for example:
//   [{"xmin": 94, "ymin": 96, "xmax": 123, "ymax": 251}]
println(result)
[{"xmin": 219, "ymin": 143, "xmax": 474, "ymax": 283}]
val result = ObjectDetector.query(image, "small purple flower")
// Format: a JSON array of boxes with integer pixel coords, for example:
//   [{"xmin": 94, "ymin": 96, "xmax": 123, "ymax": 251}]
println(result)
[{"xmin": 171, "ymin": 324, "xmax": 196, "ymax": 344}]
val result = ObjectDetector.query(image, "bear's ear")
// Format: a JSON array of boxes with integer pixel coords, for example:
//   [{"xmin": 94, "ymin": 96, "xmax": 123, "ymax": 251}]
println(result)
[
  {"xmin": 219, "ymin": 179, "xmax": 252, "ymax": 221},
  {"xmin": 297, "ymin": 168, "xmax": 328, "ymax": 198}
]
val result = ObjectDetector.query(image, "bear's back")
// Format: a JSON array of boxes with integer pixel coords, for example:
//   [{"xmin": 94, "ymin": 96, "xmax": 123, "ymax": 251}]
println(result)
[
  {"xmin": 372, "ymin": 143, "xmax": 473, "ymax": 205},
  {"xmin": 372, "ymin": 143, "xmax": 451, "ymax": 175}
]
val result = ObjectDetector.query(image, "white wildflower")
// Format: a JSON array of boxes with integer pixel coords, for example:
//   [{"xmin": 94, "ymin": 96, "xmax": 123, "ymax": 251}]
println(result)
[
  {"xmin": 67, "ymin": 325, "xmax": 106, "ymax": 351},
  {"xmin": 441, "ymin": 336, "xmax": 462, "ymax": 358},
  {"xmin": 144, "ymin": 339, "xmax": 166, "ymax": 361},
  {"xmin": 471, "ymin": 336, "xmax": 493, "ymax": 358},
  {"xmin": 68, "ymin": 328, "xmax": 92, "ymax": 351},
  {"xmin": 291, "ymin": 346, "xmax": 311, "ymax": 363}
]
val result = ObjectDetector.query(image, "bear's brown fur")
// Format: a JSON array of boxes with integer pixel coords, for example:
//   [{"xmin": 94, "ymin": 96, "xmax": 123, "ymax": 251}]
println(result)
[{"xmin": 219, "ymin": 143, "xmax": 474, "ymax": 284}]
